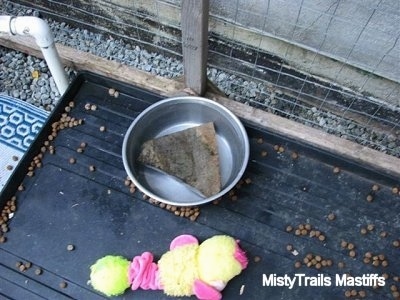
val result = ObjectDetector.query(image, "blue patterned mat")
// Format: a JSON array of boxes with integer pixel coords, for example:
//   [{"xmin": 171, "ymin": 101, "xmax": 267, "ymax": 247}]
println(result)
[{"xmin": 0, "ymin": 95, "xmax": 48, "ymax": 192}]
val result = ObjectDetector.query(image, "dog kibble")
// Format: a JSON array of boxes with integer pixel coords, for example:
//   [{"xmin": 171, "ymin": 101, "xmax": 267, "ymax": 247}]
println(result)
[
  {"xmin": 366, "ymin": 194, "xmax": 373, "ymax": 202},
  {"xmin": 360, "ymin": 228, "xmax": 367, "ymax": 235},
  {"xmin": 286, "ymin": 225, "xmax": 293, "ymax": 233},
  {"xmin": 59, "ymin": 281, "xmax": 67, "ymax": 289},
  {"xmin": 90, "ymin": 104, "xmax": 97, "ymax": 111},
  {"xmin": 69, "ymin": 157, "xmax": 76, "ymax": 164},
  {"xmin": 392, "ymin": 187, "xmax": 399, "ymax": 194},
  {"xmin": 108, "ymin": 88, "xmax": 115, "ymax": 96},
  {"xmin": 294, "ymin": 261, "xmax": 301, "ymax": 268},
  {"xmin": 89, "ymin": 165, "xmax": 95, "ymax": 172},
  {"xmin": 99, "ymin": 126, "xmax": 106, "ymax": 132},
  {"xmin": 291, "ymin": 152, "xmax": 299, "ymax": 159},
  {"xmin": 367, "ymin": 224, "xmax": 375, "ymax": 231},
  {"xmin": 333, "ymin": 166, "xmax": 340, "ymax": 174},
  {"xmin": 35, "ymin": 268, "xmax": 42, "ymax": 275},
  {"xmin": 113, "ymin": 91, "xmax": 120, "ymax": 98},
  {"xmin": 393, "ymin": 240, "xmax": 400, "ymax": 248},
  {"xmin": 67, "ymin": 244, "xmax": 75, "ymax": 251},
  {"xmin": 327, "ymin": 213, "xmax": 336, "ymax": 221},
  {"xmin": 379, "ymin": 231, "xmax": 388, "ymax": 238}
]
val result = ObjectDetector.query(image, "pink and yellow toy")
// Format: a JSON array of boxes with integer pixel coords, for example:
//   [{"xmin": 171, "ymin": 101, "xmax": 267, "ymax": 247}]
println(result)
[{"xmin": 89, "ymin": 234, "xmax": 248, "ymax": 299}]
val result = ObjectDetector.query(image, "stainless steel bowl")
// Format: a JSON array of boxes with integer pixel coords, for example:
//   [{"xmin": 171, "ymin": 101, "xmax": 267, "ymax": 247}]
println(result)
[{"xmin": 122, "ymin": 96, "xmax": 249, "ymax": 206}]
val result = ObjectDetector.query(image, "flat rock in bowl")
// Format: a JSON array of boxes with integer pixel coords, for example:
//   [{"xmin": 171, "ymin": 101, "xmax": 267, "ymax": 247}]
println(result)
[{"xmin": 137, "ymin": 122, "xmax": 221, "ymax": 198}]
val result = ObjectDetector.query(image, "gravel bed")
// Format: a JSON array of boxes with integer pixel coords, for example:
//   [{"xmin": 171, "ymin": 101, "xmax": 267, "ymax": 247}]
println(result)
[{"xmin": 0, "ymin": 3, "xmax": 399, "ymax": 158}]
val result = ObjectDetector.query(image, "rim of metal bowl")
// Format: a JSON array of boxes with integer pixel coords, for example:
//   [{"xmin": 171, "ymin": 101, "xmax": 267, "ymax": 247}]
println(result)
[{"xmin": 122, "ymin": 96, "xmax": 250, "ymax": 206}]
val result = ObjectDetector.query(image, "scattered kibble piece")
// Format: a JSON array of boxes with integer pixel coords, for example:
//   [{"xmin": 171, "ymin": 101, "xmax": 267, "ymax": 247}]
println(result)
[
  {"xmin": 360, "ymin": 228, "xmax": 367, "ymax": 235},
  {"xmin": 286, "ymin": 244, "xmax": 293, "ymax": 251},
  {"xmin": 90, "ymin": 104, "xmax": 97, "ymax": 111},
  {"xmin": 35, "ymin": 268, "xmax": 42, "ymax": 275},
  {"xmin": 291, "ymin": 151, "xmax": 298, "ymax": 159},
  {"xmin": 69, "ymin": 157, "xmax": 76, "ymax": 164},
  {"xmin": 99, "ymin": 126, "xmax": 106, "ymax": 132},
  {"xmin": 341, "ymin": 240, "xmax": 348, "ymax": 248},
  {"xmin": 114, "ymin": 91, "xmax": 120, "ymax": 98},
  {"xmin": 393, "ymin": 240, "xmax": 400, "ymax": 248},
  {"xmin": 24, "ymin": 262, "xmax": 32, "ymax": 269},
  {"xmin": 260, "ymin": 150, "xmax": 268, "ymax": 157},
  {"xmin": 108, "ymin": 88, "xmax": 116, "ymax": 96},
  {"xmin": 327, "ymin": 212, "xmax": 336, "ymax": 221},
  {"xmin": 286, "ymin": 225, "xmax": 293, "ymax": 233},
  {"xmin": 358, "ymin": 290, "xmax": 366, "ymax": 298},
  {"xmin": 59, "ymin": 281, "xmax": 67, "ymax": 289},
  {"xmin": 89, "ymin": 165, "xmax": 96, "ymax": 172},
  {"xmin": 67, "ymin": 244, "xmax": 75, "ymax": 251},
  {"xmin": 372, "ymin": 184, "xmax": 379, "ymax": 191},
  {"xmin": 6, "ymin": 165, "xmax": 13, "ymax": 171},
  {"xmin": 273, "ymin": 145, "xmax": 279, "ymax": 151},
  {"xmin": 278, "ymin": 146, "xmax": 285, "ymax": 153},
  {"xmin": 333, "ymin": 166, "xmax": 340, "ymax": 174},
  {"xmin": 349, "ymin": 250, "xmax": 356, "ymax": 257},
  {"xmin": 84, "ymin": 103, "xmax": 91, "ymax": 110},
  {"xmin": 367, "ymin": 224, "xmax": 375, "ymax": 231},
  {"xmin": 366, "ymin": 194, "xmax": 374, "ymax": 202},
  {"xmin": 379, "ymin": 231, "xmax": 388, "ymax": 238},
  {"xmin": 294, "ymin": 261, "xmax": 302, "ymax": 268},
  {"xmin": 80, "ymin": 142, "xmax": 87, "ymax": 148},
  {"xmin": 392, "ymin": 187, "xmax": 399, "ymax": 194},
  {"xmin": 256, "ymin": 137, "xmax": 263, "ymax": 144},
  {"xmin": 12, "ymin": 155, "xmax": 19, "ymax": 161},
  {"xmin": 338, "ymin": 262, "xmax": 345, "ymax": 268},
  {"xmin": 253, "ymin": 256, "xmax": 261, "ymax": 263}
]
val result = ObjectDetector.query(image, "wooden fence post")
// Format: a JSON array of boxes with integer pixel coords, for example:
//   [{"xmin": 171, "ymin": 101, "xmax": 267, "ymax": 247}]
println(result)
[{"xmin": 181, "ymin": 0, "xmax": 209, "ymax": 96}]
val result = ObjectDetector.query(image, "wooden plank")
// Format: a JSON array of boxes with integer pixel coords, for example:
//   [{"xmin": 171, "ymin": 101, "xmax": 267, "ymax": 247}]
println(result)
[
  {"xmin": 0, "ymin": 34, "xmax": 399, "ymax": 178},
  {"xmin": 0, "ymin": 34, "xmax": 184, "ymax": 96},
  {"xmin": 181, "ymin": 0, "xmax": 209, "ymax": 95}
]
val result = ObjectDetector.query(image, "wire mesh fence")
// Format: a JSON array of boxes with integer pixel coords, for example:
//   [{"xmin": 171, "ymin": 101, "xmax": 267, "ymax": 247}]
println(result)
[{"xmin": 1, "ymin": 0, "xmax": 399, "ymax": 157}]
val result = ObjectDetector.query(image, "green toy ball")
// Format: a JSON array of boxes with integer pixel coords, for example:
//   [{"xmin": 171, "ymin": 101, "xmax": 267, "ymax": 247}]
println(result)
[{"xmin": 89, "ymin": 255, "xmax": 130, "ymax": 297}]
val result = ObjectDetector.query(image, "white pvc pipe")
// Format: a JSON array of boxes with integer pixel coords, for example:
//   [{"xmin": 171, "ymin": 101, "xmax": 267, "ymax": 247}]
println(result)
[{"xmin": 0, "ymin": 15, "xmax": 69, "ymax": 95}]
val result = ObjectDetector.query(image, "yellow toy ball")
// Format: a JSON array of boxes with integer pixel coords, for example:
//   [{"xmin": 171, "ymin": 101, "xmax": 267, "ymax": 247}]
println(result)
[{"xmin": 89, "ymin": 255, "xmax": 130, "ymax": 297}]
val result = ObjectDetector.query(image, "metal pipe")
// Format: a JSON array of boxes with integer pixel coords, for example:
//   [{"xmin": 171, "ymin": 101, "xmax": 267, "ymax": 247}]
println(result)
[{"xmin": 0, "ymin": 15, "xmax": 68, "ymax": 95}]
